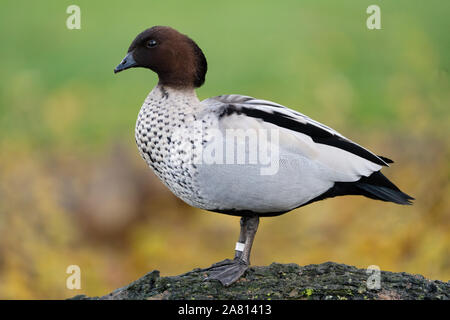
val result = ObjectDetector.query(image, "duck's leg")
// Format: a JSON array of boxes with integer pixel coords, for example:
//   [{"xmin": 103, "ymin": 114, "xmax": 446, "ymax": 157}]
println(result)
[
  {"xmin": 204, "ymin": 215, "xmax": 259, "ymax": 286},
  {"xmin": 207, "ymin": 216, "xmax": 248, "ymax": 267}
]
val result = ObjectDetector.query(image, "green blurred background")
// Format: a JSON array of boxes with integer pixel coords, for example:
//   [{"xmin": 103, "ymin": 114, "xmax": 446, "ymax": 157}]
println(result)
[{"xmin": 0, "ymin": 0, "xmax": 449, "ymax": 299}]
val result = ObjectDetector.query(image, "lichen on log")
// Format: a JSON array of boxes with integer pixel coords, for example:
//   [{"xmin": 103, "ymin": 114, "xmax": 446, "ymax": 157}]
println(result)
[{"xmin": 71, "ymin": 262, "xmax": 450, "ymax": 300}]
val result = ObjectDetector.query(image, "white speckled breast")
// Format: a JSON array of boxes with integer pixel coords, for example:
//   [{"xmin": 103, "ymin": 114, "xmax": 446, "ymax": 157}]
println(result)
[{"xmin": 135, "ymin": 85, "xmax": 213, "ymax": 209}]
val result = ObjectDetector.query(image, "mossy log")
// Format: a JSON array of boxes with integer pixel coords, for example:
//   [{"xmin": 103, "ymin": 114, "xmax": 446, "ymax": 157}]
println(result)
[{"xmin": 72, "ymin": 262, "xmax": 449, "ymax": 300}]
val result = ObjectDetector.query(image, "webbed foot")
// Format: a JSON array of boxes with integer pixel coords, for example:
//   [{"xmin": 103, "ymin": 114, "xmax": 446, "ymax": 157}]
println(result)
[{"xmin": 203, "ymin": 258, "xmax": 248, "ymax": 286}]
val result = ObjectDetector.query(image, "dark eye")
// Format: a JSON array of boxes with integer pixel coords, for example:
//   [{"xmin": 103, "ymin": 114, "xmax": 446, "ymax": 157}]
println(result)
[{"xmin": 146, "ymin": 40, "xmax": 157, "ymax": 48}]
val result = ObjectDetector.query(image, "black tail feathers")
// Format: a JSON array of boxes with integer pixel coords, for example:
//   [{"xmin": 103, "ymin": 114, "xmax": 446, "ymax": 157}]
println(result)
[
  {"xmin": 352, "ymin": 171, "xmax": 414, "ymax": 205},
  {"xmin": 356, "ymin": 182, "xmax": 414, "ymax": 205},
  {"xmin": 302, "ymin": 170, "xmax": 414, "ymax": 207}
]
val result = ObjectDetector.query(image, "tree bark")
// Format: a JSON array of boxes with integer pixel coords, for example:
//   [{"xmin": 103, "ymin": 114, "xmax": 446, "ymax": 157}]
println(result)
[{"xmin": 72, "ymin": 262, "xmax": 449, "ymax": 300}]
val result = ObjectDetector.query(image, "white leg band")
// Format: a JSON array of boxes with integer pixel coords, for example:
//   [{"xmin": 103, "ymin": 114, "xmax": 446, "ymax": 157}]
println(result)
[{"xmin": 235, "ymin": 242, "xmax": 245, "ymax": 252}]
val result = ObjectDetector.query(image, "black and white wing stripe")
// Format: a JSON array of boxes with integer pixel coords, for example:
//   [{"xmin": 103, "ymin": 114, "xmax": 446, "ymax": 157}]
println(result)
[
  {"xmin": 199, "ymin": 94, "xmax": 413, "ymax": 209},
  {"xmin": 204, "ymin": 94, "xmax": 390, "ymax": 167}
]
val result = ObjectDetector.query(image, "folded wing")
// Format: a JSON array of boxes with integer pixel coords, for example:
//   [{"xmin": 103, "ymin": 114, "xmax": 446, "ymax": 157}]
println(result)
[{"xmin": 197, "ymin": 94, "xmax": 412, "ymax": 214}]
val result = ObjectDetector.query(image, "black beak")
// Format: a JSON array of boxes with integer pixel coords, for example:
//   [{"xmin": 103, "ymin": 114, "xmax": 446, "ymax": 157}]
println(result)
[{"xmin": 114, "ymin": 52, "xmax": 137, "ymax": 74}]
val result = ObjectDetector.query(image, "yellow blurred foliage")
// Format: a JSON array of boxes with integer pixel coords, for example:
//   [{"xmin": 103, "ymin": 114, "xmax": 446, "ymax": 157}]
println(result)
[{"xmin": 0, "ymin": 134, "xmax": 448, "ymax": 299}]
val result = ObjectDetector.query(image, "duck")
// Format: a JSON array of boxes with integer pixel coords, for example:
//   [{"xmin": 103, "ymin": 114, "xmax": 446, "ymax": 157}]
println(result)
[{"xmin": 114, "ymin": 26, "xmax": 414, "ymax": 286}]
